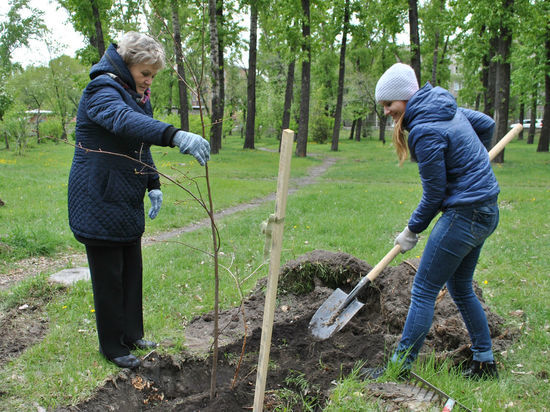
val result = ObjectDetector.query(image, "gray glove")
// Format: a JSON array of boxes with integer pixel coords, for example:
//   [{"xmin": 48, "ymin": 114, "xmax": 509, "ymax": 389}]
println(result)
[
  {"xmin": 148, "ymin": 189, "xmax": 163, "ymax": 219},
  {"xmin": 173, "ymin": 130, "xmax": 210, "ymax": 166},
  {"xmin": 394, "ymin": 226, "xmax": 418, "ymax": 253}
]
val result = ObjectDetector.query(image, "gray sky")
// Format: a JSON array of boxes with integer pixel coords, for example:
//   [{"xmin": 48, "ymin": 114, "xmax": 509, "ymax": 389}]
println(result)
[{"xmin": 1, "ymin": 0, "xmax": 85, "ymax": 67}]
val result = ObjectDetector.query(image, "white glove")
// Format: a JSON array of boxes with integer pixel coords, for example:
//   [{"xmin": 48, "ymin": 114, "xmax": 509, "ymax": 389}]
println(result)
[
  {"xmin": 394, "ymin": 226, "xmax": 418, "ymax": 253},
  {"xmin": 173, "ymin": 130, "xmax": 210, "ymax": 166},
  {"xmin": 147, "ymin": 189, "xmax": 163, "ymax": 219}
]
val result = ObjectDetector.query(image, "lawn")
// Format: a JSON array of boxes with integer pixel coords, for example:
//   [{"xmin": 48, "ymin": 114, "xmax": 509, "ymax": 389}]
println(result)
[{"xmin": 0, "ymin": 131, "xmax": 548, "ymax": 411}]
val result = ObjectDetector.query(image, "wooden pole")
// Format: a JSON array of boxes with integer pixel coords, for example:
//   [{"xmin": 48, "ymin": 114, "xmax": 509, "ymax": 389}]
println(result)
[{"xmin": 253, "ymin": 129, "xmax": 294, "ymax": 412}]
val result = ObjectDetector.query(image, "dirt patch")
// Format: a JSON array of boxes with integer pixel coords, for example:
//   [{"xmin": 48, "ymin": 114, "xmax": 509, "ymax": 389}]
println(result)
[
  {"xmin": 0, "ymin": 304, "xmax": 49, "ymax": 368},
  {"xmin": 55, "ymin": 250, "xmax": 518, "ymax": 411}
]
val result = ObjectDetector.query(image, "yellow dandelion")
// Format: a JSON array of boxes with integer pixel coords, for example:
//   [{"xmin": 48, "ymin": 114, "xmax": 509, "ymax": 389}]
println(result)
[
  {"xmin": 62, "ymin": 305, "xmax": 68, "ymax": 309},
  {"xmin": 90, "ymin": 309, "xmax": 95, "ymax": 313},
  {"xmin": 484, "ymin": 280, "xmax": 488, "ymax": 285}
]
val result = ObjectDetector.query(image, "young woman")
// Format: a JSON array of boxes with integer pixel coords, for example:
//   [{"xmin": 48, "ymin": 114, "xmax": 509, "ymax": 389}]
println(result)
[
  {"xmin": 68, "ymin": 32, "xmax": 210, "ymax": 368},
  {"xmin": 372, "ymin": 63, "xmax": 500, "ymax": 380}
]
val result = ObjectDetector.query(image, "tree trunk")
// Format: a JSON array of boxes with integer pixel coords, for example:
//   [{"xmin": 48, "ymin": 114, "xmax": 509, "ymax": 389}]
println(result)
[
  {"xmin": 296, "ymin": 0, "xmax": 311, "ymax": 157},
  {"xmin": 431, "ymin": 0, "xmax": 445, "ymax": 85},
  {"xmin": 331, "ymin": 0, "xmax": 350, "ymax": 152},
  {"xmin": 483, "ymin": 36, "xmax": 498, "ymax": 117},
  {"xmin": 281, "ymin": 60, "xmax": 295, "ymax": 133},
  {"xmin": 208, "ymin": 0, "xmax": 223, "ymax": 154},
  {"xmin": 171, "ymin": 0, "xmax": 189, "ymax": 130},
  {"xmin": 518, "ymin": 102, "xmax": 524, "ymax": 140},
  {"xmin": 491, "ymin": 0, "xmax": 513, "ymax": 163},
  {"xmin": 527, "ymin": 93, "xmax": 536, "ymax": 144},
  {"xmin": 408, "ymin": 0, "xmax": 421, "ymax": 85},
  {"xmin": 90, "ymin": 0, "xmax": 105, "ymax": 58},
  {"xmin": 217, "ymin": 0, "xmax": 225, "ymax": 141},
  {"xmin": 355, "ymin": 117, "xmax": 362, "ymax": 142},
  {"xmin": 537, "ymin": 29, "xmax": 550, "ymax": 152},
  {"xmin": 349, "ymin": 119, "xmax": 356, "ymax": 140},
  {"xmin": 379, "ymin": 115, "xmax": 387, "ymax": 144},
  {"xmin": 244, "ymin": 2, "xmax": 258, "ymax": 150},
  {"xmin": 3, "ymin": 132, "xmax": 8, "ymax": 150}
]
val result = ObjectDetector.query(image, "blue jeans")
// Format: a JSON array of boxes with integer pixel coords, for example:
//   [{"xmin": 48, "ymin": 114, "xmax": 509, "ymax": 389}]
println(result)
[{"xmin": 392, "ymin": 199, "xmax": 499, "ymax": 367}]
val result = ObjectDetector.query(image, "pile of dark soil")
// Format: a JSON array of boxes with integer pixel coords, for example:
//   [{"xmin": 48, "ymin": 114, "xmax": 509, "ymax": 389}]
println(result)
[{"xmin": 56, "ymin": 250, "xmax": 517, "ymax": 411}]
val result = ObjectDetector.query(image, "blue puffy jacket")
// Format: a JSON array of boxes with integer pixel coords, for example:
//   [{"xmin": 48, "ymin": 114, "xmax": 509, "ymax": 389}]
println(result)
[
  {"xmin": 68, "ymin": 44, "xmax": 176, "ymax": 242},
  {"xmin": 403, "ymin": 83, "xmax": 500, "ymax": 234}
]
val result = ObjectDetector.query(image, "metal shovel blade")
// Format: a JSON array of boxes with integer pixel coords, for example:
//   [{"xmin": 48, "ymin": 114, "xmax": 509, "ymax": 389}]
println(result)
[{"xmin": 308, "ymin": 288, "xmax": 365, "ymax": 340}]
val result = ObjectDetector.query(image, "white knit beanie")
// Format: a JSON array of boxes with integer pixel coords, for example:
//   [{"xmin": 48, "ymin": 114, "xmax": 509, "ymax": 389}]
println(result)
[{"xmin": 375, "ymin": 63, "xmax": 419, "ymax": 103}]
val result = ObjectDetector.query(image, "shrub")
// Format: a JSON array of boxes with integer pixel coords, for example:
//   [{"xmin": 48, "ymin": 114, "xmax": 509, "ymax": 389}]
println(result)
[{"xmin": 39, "ymin": 118, "xmax": 64, "ymax": 141}]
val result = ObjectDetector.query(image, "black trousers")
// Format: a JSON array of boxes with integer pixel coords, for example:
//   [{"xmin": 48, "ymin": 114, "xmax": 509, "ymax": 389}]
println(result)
[{"xmin": 85, "ymin": 241, "xmax": 144, "ymax": 358}]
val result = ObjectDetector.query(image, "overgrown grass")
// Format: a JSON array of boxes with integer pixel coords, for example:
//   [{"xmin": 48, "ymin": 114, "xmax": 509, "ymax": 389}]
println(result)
[{"xmin": 0, "ymin": 132, "xmax": 548, "ymax": 411}]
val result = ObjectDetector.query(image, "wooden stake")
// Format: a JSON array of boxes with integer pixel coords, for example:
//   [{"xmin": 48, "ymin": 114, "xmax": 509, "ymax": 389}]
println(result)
[{"xmin": 253, "ymin": 129, "xmax": 294, "ymax": 412}]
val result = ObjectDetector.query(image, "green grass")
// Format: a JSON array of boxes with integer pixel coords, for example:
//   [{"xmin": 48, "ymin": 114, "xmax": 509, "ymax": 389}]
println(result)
[{"xmin": 0, "ymin": 132, "xmax": 549, "ymax": 411}]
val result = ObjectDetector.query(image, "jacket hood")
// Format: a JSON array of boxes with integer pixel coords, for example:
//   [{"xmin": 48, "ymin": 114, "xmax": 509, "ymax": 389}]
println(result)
[
  {"xmin": 89, "ymin": 44, "xmax": 136, "ymax": 91},
  {"xmin": 404, "ymin": 83, "xmax": 457, "ymax": 131}
]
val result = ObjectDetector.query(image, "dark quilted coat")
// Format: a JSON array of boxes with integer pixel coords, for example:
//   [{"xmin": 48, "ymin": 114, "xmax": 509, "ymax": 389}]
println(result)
[
  {"xmin": 68, "ymin": 44, "xmax": 174, "ymax": 242},
  {"xmin": 403, "ymin": 83, "xmax": 500, "ymax": 234}
]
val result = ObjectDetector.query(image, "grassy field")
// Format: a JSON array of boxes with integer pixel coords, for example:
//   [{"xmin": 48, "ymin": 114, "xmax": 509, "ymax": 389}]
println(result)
[{"xmin": 0, "ymin": 132, "xmax": 548, "ymax": 411}]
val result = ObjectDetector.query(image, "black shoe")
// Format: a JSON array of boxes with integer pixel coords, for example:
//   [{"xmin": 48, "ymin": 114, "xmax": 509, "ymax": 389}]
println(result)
[
  {"xmin": 462, "ymin": 360, "xmax": 499, "ymax": 380},
  {"xmin": 110, "ymin": 354, "xmax": 141, "ymax": 369},
  {"xmin": 132, "ymin": 339, "xmax": 158, "ymax": 350}
]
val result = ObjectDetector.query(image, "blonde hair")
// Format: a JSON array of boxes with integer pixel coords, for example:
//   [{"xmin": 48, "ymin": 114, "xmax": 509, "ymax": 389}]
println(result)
[
  {"xmin": 393, "ymin": 112, "xmax": 408, "ymax": 166},
  {"xmin": 117, "ymin": 32, "xmax": 165, "ymax": 70}
]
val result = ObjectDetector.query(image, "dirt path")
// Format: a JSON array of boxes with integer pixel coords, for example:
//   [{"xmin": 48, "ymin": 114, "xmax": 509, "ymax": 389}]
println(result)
[{"xmin": 0, "ymin": 156, "xmax": 337, "ymax": 291}]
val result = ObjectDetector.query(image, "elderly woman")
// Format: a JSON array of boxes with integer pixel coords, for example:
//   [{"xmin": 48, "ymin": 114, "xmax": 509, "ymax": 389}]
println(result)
[{"xmin": 68, "ymin": 32, "xmax": 210, "ymax": 369}]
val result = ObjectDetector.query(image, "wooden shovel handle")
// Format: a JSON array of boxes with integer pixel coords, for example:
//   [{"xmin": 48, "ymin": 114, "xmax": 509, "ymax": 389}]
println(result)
[
  {"xmin": 366, "ymin": 244, "xmax": 402, "ymax": 282},
  {"xmin": 489, "ymin": 123, "xmax": 522, "ymax": 161}
]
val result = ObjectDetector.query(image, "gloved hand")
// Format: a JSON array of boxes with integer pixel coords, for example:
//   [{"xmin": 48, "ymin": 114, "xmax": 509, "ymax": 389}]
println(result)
[
  {"xmin": 173, "ymin": 130, "xmax": 210, "ymax": 166},
  {"xmin": 148, "ymin": 189, "xmax": 163, "ymax": 219},
  {"xmin": 394, "ymin": 226, "xmax": 418, "ymax": 253}
]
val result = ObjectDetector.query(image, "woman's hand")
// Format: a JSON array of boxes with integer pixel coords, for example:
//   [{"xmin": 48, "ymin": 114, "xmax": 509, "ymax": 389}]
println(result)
[
  {"xmin": 394, "ymin": 226, "xmax": 418, "ymax": 253},
  {"xmin": 148, "ymin": 189, "xmax": 163, "ymax": 219},
  {"xmin": 173, "ymin": 131, "xmax": 211, "ymax": 166}
]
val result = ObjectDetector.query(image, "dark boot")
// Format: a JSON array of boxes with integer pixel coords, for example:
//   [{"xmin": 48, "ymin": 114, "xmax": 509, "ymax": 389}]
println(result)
[
  {"xmin": 110, "ymin": 354, "xmax": 141, "ymax": 369},
  {"xmin": 463, "ymin": 360, "xmax": 498, "ymax": 380},
  {"xmin": 131, "ymin": 339, "xmax": 158, "ymax": 350}
]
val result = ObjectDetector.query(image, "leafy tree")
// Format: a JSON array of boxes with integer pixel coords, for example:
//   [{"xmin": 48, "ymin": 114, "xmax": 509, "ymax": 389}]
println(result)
[
  {"xmin": 0, "ymin": 0, "xmax": 45, "ymax": 72},
  {"xmin": 47, "ymin": 55, "xmax": 88, "ymax": 140},
  {"xmin": 0, "ymin": 84, "xmax": 14, "ymax": 148},
  {"xmin": 2, "ymin": 103, "xmax": 29, "ymax": 154},
  {"xmin": 57, "ymin": 0, "xmax": 113, "ymax": 64},
  {"xmin": 7, "ymin": 66, "xmax": 49, "ymax": 142}
]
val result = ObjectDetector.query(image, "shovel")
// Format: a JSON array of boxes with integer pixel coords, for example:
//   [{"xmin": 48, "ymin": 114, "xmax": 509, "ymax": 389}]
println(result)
[{"xmin": 308, "ymin": 123, "xmax": 523, "ymax": 341}]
